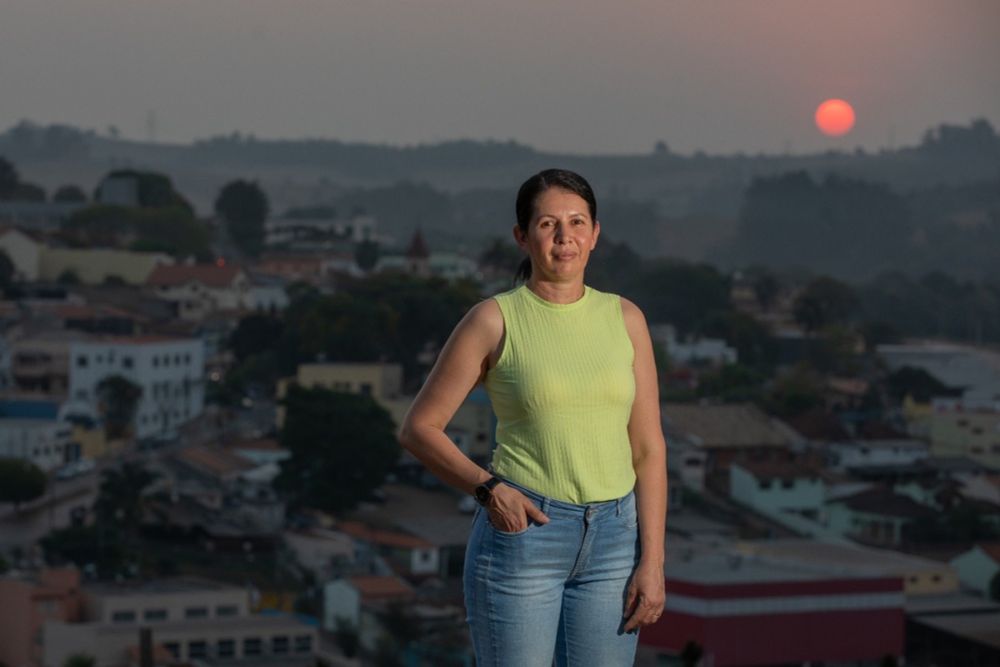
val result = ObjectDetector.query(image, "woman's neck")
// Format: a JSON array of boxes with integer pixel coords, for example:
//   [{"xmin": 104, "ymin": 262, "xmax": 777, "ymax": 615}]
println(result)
[{"xmin": 526, "ymin": 278, "xmax": 586, "ymax": 304}]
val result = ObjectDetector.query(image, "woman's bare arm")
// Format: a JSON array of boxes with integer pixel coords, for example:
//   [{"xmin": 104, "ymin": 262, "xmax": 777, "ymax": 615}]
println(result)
[
  {"xmin": 620, "ymin": 297, "xmax": 668, "ymax": 632},
  {"xmin": 398, "ymin": 299, "xmax": 548, "ymax": 529}
]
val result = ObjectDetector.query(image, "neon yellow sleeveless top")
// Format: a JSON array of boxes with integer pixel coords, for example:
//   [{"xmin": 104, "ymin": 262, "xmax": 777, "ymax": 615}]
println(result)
[{"xmin": 485, "ymin": 284, "xmax": 636, "ymax": 504}]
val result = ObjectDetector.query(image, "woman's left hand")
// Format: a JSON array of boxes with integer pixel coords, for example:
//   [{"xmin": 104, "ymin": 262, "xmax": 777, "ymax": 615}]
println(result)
[{"xmin": 622, "ymin": 559, "xmax": 665, "ymax": 633}]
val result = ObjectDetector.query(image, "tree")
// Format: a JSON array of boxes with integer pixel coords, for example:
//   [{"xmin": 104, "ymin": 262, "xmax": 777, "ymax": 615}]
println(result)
[
  {"xmin": 56, "ymin": 269, "xmax": 81, "ymax": 285},
  {"xmin": 53, "ymin": 185, "xmax": 87, "ymax": 202},
  {"xmin": 0, "ymin": 155, "xmax": 19, "ymax": 198},
  {"xmin": 0, "ymin": 458, "xmax": 47, "ymax": 512},
  {"xmin": 215, "ymin": 179, "xmax": 269, "ymax": 256},
  {"xmin": 9, "ymin": 182, "xmax": 45, "ymax": 201},
  {"xmin": 93, "ymin": 462, "xmax": 157, "ymax": 543},
  {"xmin": 230, "ymin": 313, "xmax": 285, "ymax": 363},
  {"xmin": 793, "ymin": 277, "xmax": 858, "ymax": 333},
  {"xmin": 276, "ymin": 385, "xmax": 399, "ymax": 512},
  {"xmin": 0, "ymin": 249, "xmax": 16, "ymax": 289},
  {"xmin": 96, "ymin": 375, "xmax": 142, "ymax": 439},
  {"xmin": 63, "ymin": 655, "xmax": 96, "ymax": 667},
  {"xmin": 354, "ymin": 239, "xmax": 380, "ymax": 272}
]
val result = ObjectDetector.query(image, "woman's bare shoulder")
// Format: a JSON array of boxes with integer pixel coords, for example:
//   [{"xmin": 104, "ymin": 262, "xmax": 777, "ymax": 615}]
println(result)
[{"xmin": 618, "ymin": 296, "xmax": 649, "ymax": 330}]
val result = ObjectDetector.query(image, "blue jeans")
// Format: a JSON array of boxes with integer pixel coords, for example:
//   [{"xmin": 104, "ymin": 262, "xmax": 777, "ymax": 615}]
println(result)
[{"xmin": 463, "ymin": 478, "xmax": 641, "ymax": 666}]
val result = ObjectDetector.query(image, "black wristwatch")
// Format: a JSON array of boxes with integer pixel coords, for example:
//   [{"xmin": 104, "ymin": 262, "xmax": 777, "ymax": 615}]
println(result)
[{"xmin": 474, "ymin": 476, "xmax": 502, "ymax": 507}]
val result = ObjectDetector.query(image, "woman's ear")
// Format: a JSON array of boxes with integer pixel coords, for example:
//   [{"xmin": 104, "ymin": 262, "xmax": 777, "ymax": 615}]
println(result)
[
  {"xmin": 591, "ymin": 220, "xmax": 601, "ymax": 250},
  {"xmin": 512, "ymin": 224, "xmax": 528, "ymax": 249}
]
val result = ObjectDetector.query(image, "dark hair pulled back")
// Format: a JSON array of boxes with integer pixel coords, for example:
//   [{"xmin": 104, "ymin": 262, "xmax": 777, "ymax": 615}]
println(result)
[{"xmin": 514, "ymin": 168, "xmax": 598, "ymax": 283}]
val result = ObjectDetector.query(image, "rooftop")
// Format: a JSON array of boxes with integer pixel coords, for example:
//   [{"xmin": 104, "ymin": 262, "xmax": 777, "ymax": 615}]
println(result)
[
  {"xmin": 737, "ymin": 538, "xmax": 952, "ymax": 576},
  {"xmin": 663, "ymin": 403, "xmax": 795, "ymax": 449},
  {"xmin": 85, "ymin": 576, "xmax": 240, "ymax": 596},
  {"xmin": 147, "ymin": 263, "xmax": 243, "ymax": 288}
]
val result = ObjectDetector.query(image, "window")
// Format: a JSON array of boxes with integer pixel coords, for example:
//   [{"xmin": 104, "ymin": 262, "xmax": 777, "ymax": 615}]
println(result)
[
  {"xmin": 96, "ymin": 355, "xmax": 103, "ymax": 364},
  {"xmin": 153, "ymin": 356, "xmax": 160, "ymax": 368},
  {"xmin": 163, "ymin": 642, "xmax": 180, "ymax": 659},
  {"xmin": 360, "ymin": 383, "xmax": 373, "ymax": 396},
  {"xmin": 143, "ymin": 608, "xmax": 167, "ymax": 621},
  {"xmin": 272, "ymin": 636, "xmax": 290, "ymax": 654},
  {"xmin": 174, "ymin": 354, "xmax": 181, "ymax": 365},
  {"xmin": 294, "ymin": 635, "xmax": 313, "ymax": 653},
  {"xmin": 216, "ymin": 604, "xmax": 238, "ymax": 617},
  {"xmin": 185, "ymin": 353, "xmax": 191, "ymax": 364},
  {"xmin": 76, "ymin": 356, "xmax": 88, "ymax": 368},
  {"xmin": 243, "ymin": 638, "xmax": 262, "ymax": 657},
  {"xmin": 184, "ymin": 606, "xmax": 208, "ymax": 619},
  {"xmin": 123, "ymin": 356, "xmax": 133, "ymax": 369},
  {"xmin": 781, "ymin": 479, "xmax": 795, "ymax": 489},
  {"xmin": 188, "ymin": 640, "xmax": 207, "ymax": 659},
  {"xmin": 217, "ymin": 639, "xmax": 235, "ymax": 658},
  {"xmin": 111, "ymin": 610, "xmax": 136, "ymax": 623},
  {"xmin": 758, "ymin": 479, "xmax": 772, "ymax": 490}
]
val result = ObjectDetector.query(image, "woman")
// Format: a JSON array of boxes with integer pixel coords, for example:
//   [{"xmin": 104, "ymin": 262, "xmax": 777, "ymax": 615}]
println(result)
[{"xmin": 399, "ymin": 169, "xmax": 667, "ymax": 666}]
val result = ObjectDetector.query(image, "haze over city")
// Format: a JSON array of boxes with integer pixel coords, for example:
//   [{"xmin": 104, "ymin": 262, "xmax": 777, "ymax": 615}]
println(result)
[{"xmin": 1, "ymin": 0, "xmax": 998, "ymax": 154}]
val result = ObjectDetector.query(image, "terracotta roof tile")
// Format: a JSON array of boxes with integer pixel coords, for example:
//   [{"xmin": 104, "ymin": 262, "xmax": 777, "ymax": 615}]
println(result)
[
  {"xmin": 338, "ymin": 520, "xmax": 435, "ymax": 550},
  {"xmin": 347, "ymin": 575, "xmax": 414, "ymax": 602},
  {"xmin": 147, "ymin": 264, "xmax": 242, "ymax": 288}
]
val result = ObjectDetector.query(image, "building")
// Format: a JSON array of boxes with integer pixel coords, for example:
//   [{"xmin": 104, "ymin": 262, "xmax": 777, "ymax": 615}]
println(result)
[
  {"xmin": 663, "ymin": 403, "xmax": 799, "ymax": 493},
  {"xmin": 827, "ymin": 438, "xmax": 930, "ymax": 470},
  {"xmin": 146, "ymin": 263, "xmax": 288, "ymax": 320},
  {"xmin": 737, "ymin": 538, "xmax": 960, "ymax": 597},
  {"xmin": 277, "ymin": 361, "xmax": 404, "ymax": 427},
  {"xmin": 39, "ymin": 247, "xmax": 173, "ymax": 285},
  {"xmin": 926, "ymin": 401, "xmax": 1000, "ymax": 468},
  {"xmin": 649, "ymin": 323, "xmax": 737, "ymax": 366},
  {"xmin": 825, "ymin": 486, "xmax": 936, "ymax": 547},
  {"xmin": 639, "ymin": 539, "xmax": 905, "ymax": 666},
  {"xmin": 44, "ymin": 577, "xmax": 317, "ymax": 666},
  {"xmin": 323, "ymin": 575, "xmax": 414, "ymax": 650},
  {"xmin": 729, "ymin": 460, "xmax": 824, "ymax": 517},
  {"xmin": 878, "ymin": 342, "xmax": 1000, "ymax": 405},
  {"xmin": 0, "ymin": 568, "xmax": 83, "ymax": 667},
  {"xmin": 0, "ymin": 226, "xmax": 44, "ymax": 281},
  {"xmin": 68, "ymin": 336, "xmax": 205, "ymax": 440},
  {"xmin": 0, "ymin": 416, "xmax": 73, "ymax": 471},
  {"xmin": 337, "ymin": 520, "xmax": 440, "ymax": 578},
  {"xmin": 950, "ymin": 543, "xmax": 1000, "ymax": 598}
]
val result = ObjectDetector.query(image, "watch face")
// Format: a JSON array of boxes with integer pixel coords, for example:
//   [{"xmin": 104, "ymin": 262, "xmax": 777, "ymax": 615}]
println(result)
[{"xmin": 475, "ymin": 485, "xmax": 491, "ymax": 505}]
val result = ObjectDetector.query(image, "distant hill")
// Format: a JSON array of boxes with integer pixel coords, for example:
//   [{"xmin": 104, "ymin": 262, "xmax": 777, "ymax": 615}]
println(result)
[{"xmin": 2, "ymin": 118, "xmax": 998, "ymax": 275}]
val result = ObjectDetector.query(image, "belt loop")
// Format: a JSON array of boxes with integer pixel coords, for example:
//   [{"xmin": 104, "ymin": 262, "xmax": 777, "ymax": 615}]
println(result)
[
  {"xmin": 541, "ymin": 496, "xmax": 551, "ymax": 516},
  {"xmin": 616, "ymin": 496, "xmax": 622, "ymax": 516}
]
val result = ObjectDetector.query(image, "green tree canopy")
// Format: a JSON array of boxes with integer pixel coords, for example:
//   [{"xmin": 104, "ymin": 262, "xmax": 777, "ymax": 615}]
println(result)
[
  {"xmin": 95, "ymin": 169, "xmax": 193, "ymax": 213},
  {"xmin": 0, "ymin": 458, "xmax": 47, "ymax": 511},
  {"xmin": 53, "ymin": 184, "xmax": 87, "ymax": 202},
  {"xmin": 215, "ymin": 179, "xmax": 269, "ymax": 256},
  {"xmin": 793, "ymin": 276, "xmax": 858, "ymax": 333},
  {"xmin": 0, "ymin": 249, "xmax": 16, "ymax": 289},
  {"xmin": 96, "ymin": 375, "xmax": 143, "ymax": 439},
  {"xmin": 93, "ymin": 462, "xmax": 157, "ymax": 540},
  {"xmin": 0, "ymin": 155, "xmax": 20, "ymax": 198},
  {"xmin": 61, "ymin": 204, "xmax": 212, "ymax": 259},
  {"xmin": 276, "ymin": 385, "xmax": 399, "ymax": 512},
  {"xmin": 63, "ymin": 654, "xmax": 96, "ymax": 667}
]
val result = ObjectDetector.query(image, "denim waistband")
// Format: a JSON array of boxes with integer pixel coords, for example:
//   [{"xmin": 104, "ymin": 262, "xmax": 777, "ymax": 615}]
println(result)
[{"xmin": 494, "ymin": 475, "xmax": 634, "ymax": 516}]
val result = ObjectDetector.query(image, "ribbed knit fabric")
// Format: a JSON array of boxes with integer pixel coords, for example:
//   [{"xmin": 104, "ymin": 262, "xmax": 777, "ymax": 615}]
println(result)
[{"xmin": 485, "ymin": 284, "xmax": 636, "ymax": 504}]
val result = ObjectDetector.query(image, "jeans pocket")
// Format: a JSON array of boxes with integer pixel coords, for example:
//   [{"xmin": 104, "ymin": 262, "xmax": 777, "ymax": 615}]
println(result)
[{"xmin": 487, "ymin": 514, "xmax": 534, "ymax": 537}]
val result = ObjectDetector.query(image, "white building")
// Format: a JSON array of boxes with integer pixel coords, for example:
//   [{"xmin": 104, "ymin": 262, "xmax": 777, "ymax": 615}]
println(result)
[
  {"xmin": 949, "ymin": 544, "xmax": 1000, "ymax": 597},
  {"xmin": 827, "ymin": 439, "xmax": 930, "ymax": 470},
  {"xmin": 0, "ymin": 226, "xmax": 43, "ymax": 281},
  {"xmin": 147, "ymin": 264, "xmax": 288, "ymax": 319},
  {"xmin": 69, "ymin": 336, "xmax": 205, "ymax": 439},
  {"xmin": 0, "ymin": 417, "xmax": 72, "ymax": 471},
  {"xmin": 878, "ymin": 343, "xmax": 1000, "ymax": 404},
  {"xmin": 649, "ymin": 324, "xmax": 737, "ymax": 366},
  {"xmin": 730, "ymin": 461, "xmax": 825, "ymax": 517}
]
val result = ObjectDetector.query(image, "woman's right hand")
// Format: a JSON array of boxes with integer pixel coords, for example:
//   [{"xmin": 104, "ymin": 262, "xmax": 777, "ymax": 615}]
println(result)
[{"xmin": 486, "ymin": 483, "xmax": 550, "ymax": 532}]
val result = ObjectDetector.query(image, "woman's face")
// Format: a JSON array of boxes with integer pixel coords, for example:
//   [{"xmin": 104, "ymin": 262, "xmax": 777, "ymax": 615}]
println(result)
[{"xmin": 514, "ymin": 187, "xmax": 600, "ymax": 282}]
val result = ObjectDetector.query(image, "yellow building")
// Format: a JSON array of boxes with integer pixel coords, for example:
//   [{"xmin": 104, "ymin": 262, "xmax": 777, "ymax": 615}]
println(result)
[
  {"xmin": 39, "ymin": 247, "xmax": 172, "ymax": 285},
  {"xmin": 928, "ymin": 406, "xmax": 1000, "ymax": 468},
  {"xmin": 276, "ymin": 362, "xmax": 404, "ymax": 427}
]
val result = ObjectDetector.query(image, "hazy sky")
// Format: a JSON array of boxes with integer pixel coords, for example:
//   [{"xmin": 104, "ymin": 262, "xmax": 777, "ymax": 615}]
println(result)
[{"xmin": 2, "ymin": 0, "xmax": 998, "ymax": 154}]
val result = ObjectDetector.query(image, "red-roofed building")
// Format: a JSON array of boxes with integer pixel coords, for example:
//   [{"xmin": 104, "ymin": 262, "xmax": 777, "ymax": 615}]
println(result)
[{"xmin": 337, "ymin": 520, "xmax": 439, "ymax": 577}]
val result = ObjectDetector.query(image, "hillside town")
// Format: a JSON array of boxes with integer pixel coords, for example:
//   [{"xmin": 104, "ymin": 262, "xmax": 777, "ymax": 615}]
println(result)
[{"xmin": 0, "ymin": 158, "xmax": 999, "ymax": 667}]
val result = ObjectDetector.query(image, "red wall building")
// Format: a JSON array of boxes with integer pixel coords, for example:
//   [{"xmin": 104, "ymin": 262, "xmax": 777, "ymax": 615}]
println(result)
[{"xmin": 641, "ymin": 549, "xmax": 905, "ymax": 666}]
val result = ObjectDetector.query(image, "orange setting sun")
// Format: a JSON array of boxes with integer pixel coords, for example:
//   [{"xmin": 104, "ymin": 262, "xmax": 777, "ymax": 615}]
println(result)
[{"xmin": 815, "ymin": 99, "xmax": 856, "ymax": 137}]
